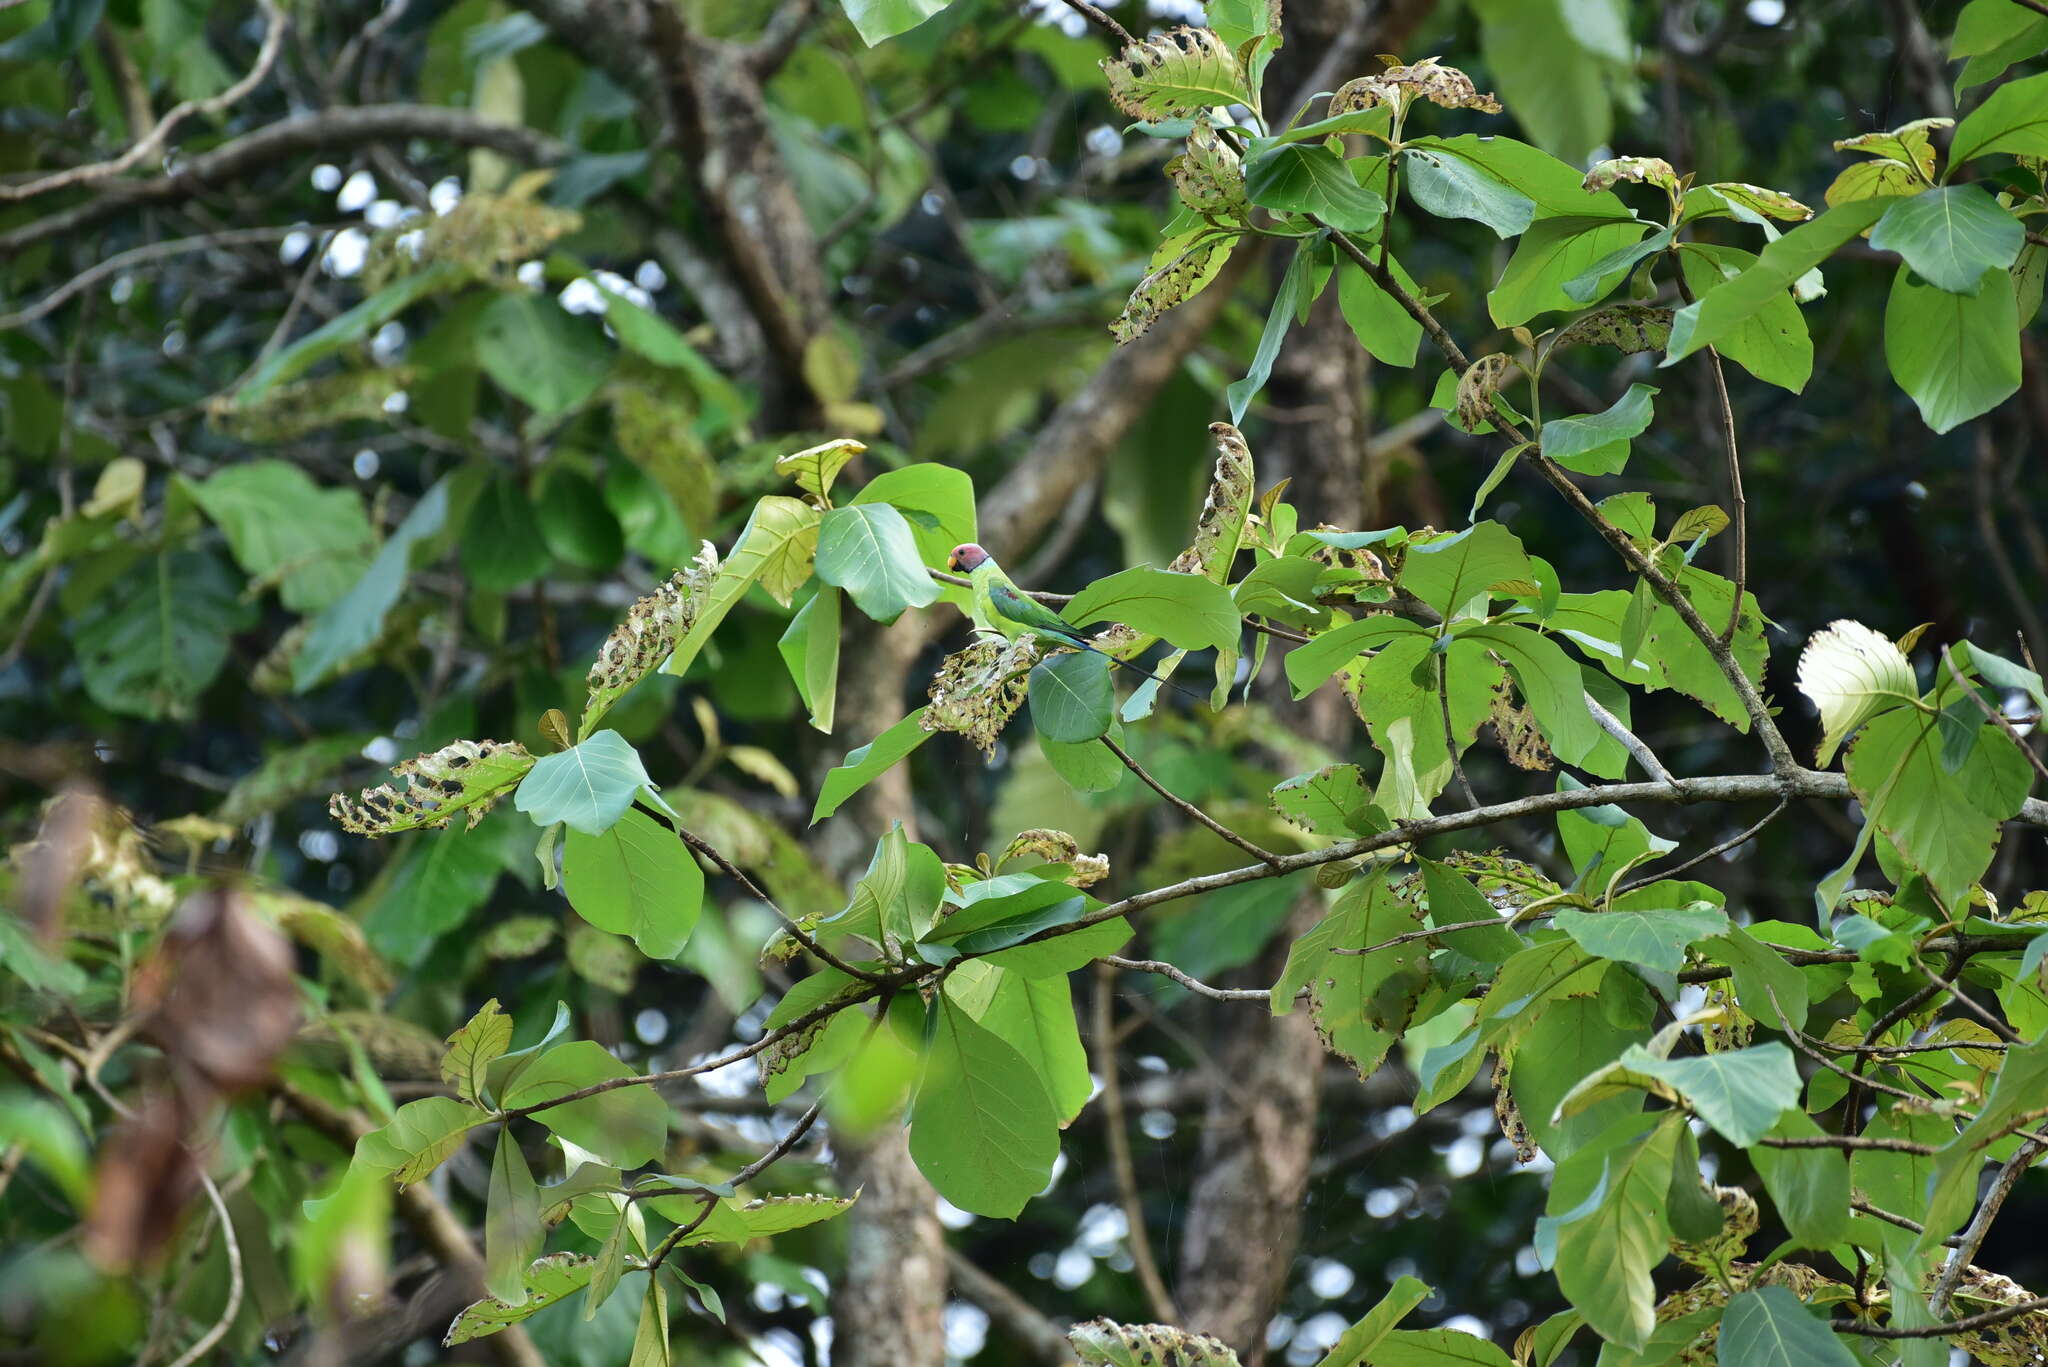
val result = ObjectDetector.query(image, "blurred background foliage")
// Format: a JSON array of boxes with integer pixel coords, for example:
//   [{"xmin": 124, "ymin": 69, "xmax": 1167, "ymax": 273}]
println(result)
[{"xmin": 2, "ymin": 0, "xmax": 2045, "ymax": 1363}]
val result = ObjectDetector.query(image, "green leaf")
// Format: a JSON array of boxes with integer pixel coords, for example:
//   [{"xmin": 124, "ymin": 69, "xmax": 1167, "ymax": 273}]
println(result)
[
  {"xmin": 500, "ymin": 1040, "xmax": 667, "ymax": 1170},
  {"xmin": 1549, "ymin": 1114, "xmax": 1677, "ymax": 1350},
  {"xmin": 1226, "ymin": 239, "xmax": 1312, "ymax": 423},
  {"xmin": 1883, "ymin": 262, "xmax": 2022, "ymax": 433},
  {"xmin": 1949, "ymin": 69, "xmax": 2048, "ymax": 164},
  {"xmin": 778, "ymin": 584, "xmax": 842, "ymax": 733},
  {"xmin": 853, "ymin": 464, "xmax": 978, "ymax": 611},
  {"xmin": 1244, "ymin": 144, "xmax": 1386, "ymax": 232},
  {"xmin": 352, "ymin": 1097, "xmax": 486, "ymax": 1185},
  {"xmin": 1337, "ymin": 253, "xmax": 1424, "ymax": 366},
  {"xmin": 1553, "ymin": 904, "xmax": 1729, "ymax": 975},
  {"xmin": 1665, "ymin": 197, "xmax": 1895, "ymax": 363},
  {"xmin": 1468, "ymin": 0, "xmax": 1628, "ymax": 162},
  {"xmin": 1953, "ymin": 0, "xmax": 2044, "ymax": 57},
  {"xmin": 1029, "ymin": 651, "xmax": 1115, "ymax": 744},
  {"xmin": 1405, "ymin": 136, "xmax": 1634, "ymax": 218},
  {"xmin": 1509, "ymin": 993, "xmax": 1649, "ymax": 1157},
  {"xmin": 1063, "ymin": 566, "xmax": 1241, "ymax": 653},
  {"xmin": 1400, "ymin": 145, "xmax": 1534, "ymax": 237},
  {"xmin": 462, "ymin": 476, "xmax": 551, "ymax": 591},
  {"xmin": 1560, "ymin": 226, "xmax": 1674, "ymax": 307},
  {"xmin": 814, "ymin": 502, "xmax": 943, "ymax": 622},
  {"xmin": 535, "ymin": 467, "xmax": 624, "ymax": 572},
  {"xmin": 1233, "ymin": 555, "xmax": 1331, "ymax": 629},
  {"xmin": 1845, "ymin": 705, "xmax": 2032, "ymax": 908},
  {"xmin": 442, "ymin": 999, "xmax": 514, "ymax": 1105},
  {"xmin": 1101, "ymin": 25, "xmax": 1255, "ymax": 122},
  {"xmin": 1754, "ymin": 1111, "xmax": 1849, "ymax": 1249},
  {"xmin": 515, "ymin": 730, "xmax": 662, "ymax": 837},
  {"xmin": 1456, "ymin": 624, "xmax": 1603, "ymax": 768},
  {"xmin": 70, "ymin": 550, "xmax": 256, "ymax": 720},
  {"xmin": 628, "ymin": 1276, "xmax": 669, "ymax": 1367},
  {"xmin": 1069, "ymin": 1320, "xmax": 1242, "ymax": 1367},
  {"xmin": 908, "ymin": 994, "xmax": 1060, "ymax": 1218},
  {"xmin": 189, "ymin": 461, "xmax": 376, "ymax": 612},
  {"xmin": 295, "ymin": 469, "xmax": 476, "ymax": 691},
  {"xmin": 946, "ymin": 964, "xmax": 1091, "ymax": 1124},
  {"xmin": 1539, "ymin": 383, "xmax": 1657, "ymax": 476},
  {"xmin": 1370, "ymin": 1331, "xmax": 1514, "ymax": 1367},
  {"xmin": 563, "ymin": 807, "xmax": 703, "ymax": 959},
  {"xmin": 1717, "ymin": 1287, "xmax": 1859, "ymax": 1367},
  {"xmin": 811, "ymin": 708, "xmax": 933, "ymax": 822},
  {"xmin": 1869, "ymin": 184, "xmax": 2024, "ymax": 294},
  {"xmin": 1311, "ymin": 1274, "xmax": 1432, "ymax": 1367},
  {"xmin": 1702, "ymin": 924, "xmax": 1810, "ymax": 1031},
  {"xmin": 443, "ymin": 1253, "xmax": 598, "ymax": 1346},
  {"xmin": 485, "ymin": 1129, "xmax": 544, "ymax": 1303},
  {"xmin": 1270, "ymin": 764, "xmax": 1386, "ymax": 838},
  {"xmin": 595, "ymin": 284, "xmax": 748, "ymax": 427},
  {"xmin": 828, "ymin": 822, "xmax": 947, "ymax": 956},
  {"xmin": 476, "ymin": 291, "xmax": 612, "ymax": 415},
  {"xmin": 1398, "ymin": 522, "xmax": 1532, "ymax": 619},
  {"xmin": 1673, "ymin": 243, "xmax": 1812, "ymax": 391},
  {"xmin": 664, "ymin": 495, "xmax": 823, "ymax": 677},
  {"xmin": 1489, "ymin": 216, "xmax": 1653, "ymax": 327},
  {"xmin": 235, "ymin": 263, "xmax": 464, "ymax": 405},
  {"xmin": 1271, "ymin": 871, "xmax": 1424, "ymax": 1077},
  {"xmin": 1620, "ymin": 1042, "xmax": 1800, "ymax": 1146},
  {"xmin": 1284, "ymin": 617, "xmax": 1425, "ymax": 698},
  {"xmin": 838, "ymin": 0, "xmax": 951, "ymax": 44},
  {"xmin": 1917, "ymin": 1028, "xmax": 2048, "ymax": 1251}
]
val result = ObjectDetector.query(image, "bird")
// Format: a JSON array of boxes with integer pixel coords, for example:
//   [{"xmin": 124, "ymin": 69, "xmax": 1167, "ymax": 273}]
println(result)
[{"xmin": 946, "ymin": 543, "xmax": 1205, "ymax": 700}]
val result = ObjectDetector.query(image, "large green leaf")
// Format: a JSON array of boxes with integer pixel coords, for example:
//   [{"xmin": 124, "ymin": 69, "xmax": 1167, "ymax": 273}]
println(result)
[
  {"xmin": 1398, "ymin": 522, "xmax": 1531, "ymax": 620},
  {"xmin": 1673, "ymin": 243, "xmax": 1813, "ymax": 391},
  {"xmin": 1468, "ymin": 0, "xmax": 1627, "ymax": 161},
  {"xmin": 500, "ymin": 1041, "xmax": 667, "ymax": 1170},
  {"xmin": 1916, "ymin": 1027, "xmax": 2048, "ymax": 1252},
  {"xmin": 70, "ymin": 550, "xmax": 255, "ymax": 720},
  {"xmin": 1063, "ymin": 567, "xmax": 1242, "ymax": 655},
  {"xmin": 351, "ymin": 1096, "xmax": 487, "ymax": 1185},
  {"xmin": 811, "ymin": 708, "xmax": 933, "ymax": 822},
  {"xmin": 444, "ymin": 1254, "xmax": 598, "ymax": 1346},
  {"xmin": 908, "ymin": 995, "xmax": 1060, "ymax": 1218},
  {"xmin": 838, "ymin": 0, "xmax": 952, "ymax": 44},
  {"xmin": 814, "ymin": 502, "xmax": 942, "ymax": 622},
  {"xmin": 1538, "ymin": 384, "xmax": 1656, "ymax": 476},
  {"xmin": 1029, "ymin": 651, "xmax": 1115, "ymax": 744},
  {"xmin": 1949, "ymin": 69, "xmax": 2048, "ymax": 164},
  {"xmin": 484, "ymin": 1128, "xmax": 544, "ymax": 1303},
  {"xmin": 563, "ymin": 807, "xmax": 703, "ymax": 959},
  {"xmin": 1552, "ymin": 904, "xmax": 1728, "ymax": 976},
  {"xmin": 826, "ymin": 822, "xmax": 947, "ymax": 956},
  {"xmin": 1370, "ymin": 1331, "xmax": 1513, "ymax": 1367},
  {"xmin": 1400, "ymin": 145, "xmax": 1534, "ymax": 237},
  {"xmin": 1868, "ymin": 184, "xmax": 2024, "ymax": 293},
  {"xmin": 1844, "ymin": 705, "xmax": 2032, "ymax": 908},
  {"xmin": 1619, "ymin": 1042, "xmax": 1800, "ymax": 1146},
  {"xmin": 1457, "ymin": 624, "xmax": 1603, "ymax": 767},
  {"xmin": 295, "ymin": 469, "xmax": 476, "ymax": 691},
  {"xmin": 853, "ymin": 464, "xmax": 977, "ymax": 610},
  {"xmin": 1548, "ymin": 1114, "xmax": 1676, "ymax": 1349},
  {"xmin": 476, "ymin": 291, "xmax": 612, "ymax": 415},
  {"xmin": 778, "ymin": 584, "xmax": 842, "ymax": 733},
  {"xmin": 1753, "ymin": 1111, "xmax": 1849, "ymax": 1249},
  {"xmin": 188, "ymin": 461, "xmax": 376, "ymax": 612},
  {"xmin": 1883, "ymin": 263, "xmax": 2022, "ymax": 433},
  {"xmin": 1665, "ymin": 197, "xmax": 1895, "ymax": 363},
  {"xmin": 1243, "ymin": 143, "xmax": 1386, "ymax": 233},
  {"xmin": 515, "ymin": 730, "xmax": 662, "ymax": 836},
  {"xmin": 1489, "ymin": 216, "xmax": 1652, "ymax": 327},
  {"xmin": 1284, "ymin": 617, "xmax": 1426, "ymax": 697},
  {"xmin": 1269, "ymin": 764, "xmax": 1385, "ymax": 838},
  {"xmin": 1312, "ymin": 1274, "xmax": 1432, "ymax": 1367},
  {"xmin": 1271, "ymin": 871, "xmax": 1424, "ymax": 1078},
  {"xmin": 664, "ymin": 495, "xmax": 822, "ymax": 677},
  {"xmin": 946, "ymin": 963, "xmax": 1091, "ymax": 1125},
  {"xmin": 1717, "ymin": 1288, "xmax": 1859, "ymax": 1367}
]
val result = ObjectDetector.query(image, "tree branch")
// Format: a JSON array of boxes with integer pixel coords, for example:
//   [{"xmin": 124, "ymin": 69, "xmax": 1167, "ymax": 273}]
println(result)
[
  {"xmin": 0, "ymin": 107, "xmax": 566, "ymax": 261},
  {"xmin": 1101, "ymin": 735, "xmax": 1282, "ymax": 868}
]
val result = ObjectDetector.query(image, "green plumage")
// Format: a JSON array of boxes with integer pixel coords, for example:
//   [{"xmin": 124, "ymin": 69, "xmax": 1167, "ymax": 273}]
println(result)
[{"xmin": 969, "ymin": 559, "xmax": 1085, "ymax": 645}]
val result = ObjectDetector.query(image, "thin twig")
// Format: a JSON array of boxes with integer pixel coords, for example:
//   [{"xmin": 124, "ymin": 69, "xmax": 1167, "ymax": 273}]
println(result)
[
  {"xmin": 1758, "ymin": 1134, "xmax": 1939, "ymax": 1154},
  {"xmin": 670, "ymin": 825, "xmax": 888, "ymax": 983},
  {"xmin": 1615, "ymin": 795, "xmax": 1788, "ymax": 893},
  {"xmin": 2002, "ymin": 0, "xmax": 2048, "ymax": 18},
  {"xmin": 0, "ymin": 0, "xmax": 287, "ymax": 203},
  {"xmin": 163, "ymin": 1171, "xmax": 244, "ymax": 1367},
  {"xmin": 1101, "ymin": 735, "xmax": 1282, "ymax": 868},
  {"xmin": 1582, "ymin": 689, "xmax": 1679, "ymax": 787},
  {"xmin": 1835, "ymin": 1293, "xmax": 2048, "ymax": 1339},
  {"xmin": 1056, "ymin": 0, "xmax": 1137, "ymax": 47},
  {"xmin": 1921, "ymin": 963, "xmax": 2023, "ymax": 1044},
  {"xmin": 1848, "ymin": 1197, "xmax": 1965, "ymax": 1247},
  {"xmin": 1092, "ymin": 964, "xmax": 1180, "ymax": 1325},
  {"xmin": 1933, "ymin": 1138, "xmax": 2046, "ymax": 1314},
  {"xmin": 0, "ymin": 226, "xmax": 308, "ymax": 332},
  {"xmin": 1701, "ymin": 348, "xmax": 1748, "ymax": 643},
  {"xmin": 1103, "ymin": 955, "xmax": 1273, "ymax": 1003}
]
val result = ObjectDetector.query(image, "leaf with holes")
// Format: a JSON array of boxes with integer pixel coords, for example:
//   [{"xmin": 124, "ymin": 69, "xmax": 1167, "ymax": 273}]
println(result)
[{"xmin": 1101, "ymin": 27, "xmax": 1254, "ymax": 122}]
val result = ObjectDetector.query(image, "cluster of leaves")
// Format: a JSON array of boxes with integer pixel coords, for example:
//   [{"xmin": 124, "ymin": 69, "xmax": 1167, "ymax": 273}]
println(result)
[{"xmin": 8, "ymin": 0, "xmax": 2048, "ymax": 1364}]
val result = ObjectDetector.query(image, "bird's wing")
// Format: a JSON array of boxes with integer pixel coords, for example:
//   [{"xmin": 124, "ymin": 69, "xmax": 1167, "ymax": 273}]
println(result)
[{"xmin": 988, "ymin": 580, "xmax": 1082, "ymax": 639}]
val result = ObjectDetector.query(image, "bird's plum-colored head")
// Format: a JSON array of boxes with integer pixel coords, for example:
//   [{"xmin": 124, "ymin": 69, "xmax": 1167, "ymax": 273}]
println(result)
[{"xmin": 948, "ymin": 543, "xmax": 991, "ymax": 573}]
